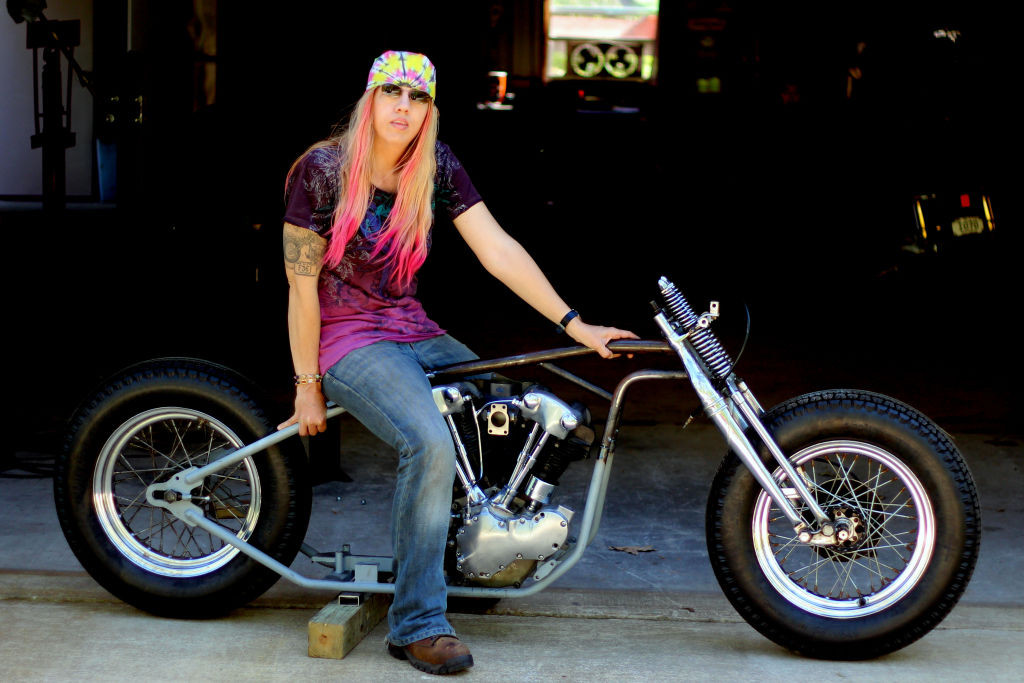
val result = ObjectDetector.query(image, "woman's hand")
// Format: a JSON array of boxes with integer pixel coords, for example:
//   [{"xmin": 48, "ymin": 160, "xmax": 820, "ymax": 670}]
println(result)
[
  {"xmin": 277, "ymin": 384, "xmax": 328, "ymax": 436},
  {"xmin": 565, "ymin": 318, "xmax": 639, "ymax": 359}
]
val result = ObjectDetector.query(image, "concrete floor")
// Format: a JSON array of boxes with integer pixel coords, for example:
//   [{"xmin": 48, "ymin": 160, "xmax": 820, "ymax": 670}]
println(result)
[{"xmin": 2, "ymin": 590, "xmax": 1022, "ymax": 681}]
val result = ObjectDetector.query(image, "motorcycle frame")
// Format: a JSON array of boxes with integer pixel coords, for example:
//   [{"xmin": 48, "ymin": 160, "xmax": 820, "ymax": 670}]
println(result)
[{"xmin": 146, "ymin": 334, "xmax": 827, "ymax": 599}]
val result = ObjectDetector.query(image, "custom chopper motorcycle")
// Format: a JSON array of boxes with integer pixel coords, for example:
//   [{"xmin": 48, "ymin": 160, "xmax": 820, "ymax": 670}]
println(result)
[{"xmin": 54, "ymin": 278, "xmax": 979, "ymax": 659}]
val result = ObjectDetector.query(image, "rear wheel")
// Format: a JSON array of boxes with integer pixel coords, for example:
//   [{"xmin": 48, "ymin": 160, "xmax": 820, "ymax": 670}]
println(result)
[
  {"xmin": 706, "ymin": 390, "xmax": 979, "ymax": 658},
  {"xmin": 56, "ymin": 358, "xmax": 310, "ymax": 617}
]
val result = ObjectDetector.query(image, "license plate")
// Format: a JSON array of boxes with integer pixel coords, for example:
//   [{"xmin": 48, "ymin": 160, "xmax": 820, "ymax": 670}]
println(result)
[{"xmin": 952, "ymin": 216, "xmax": 984, "ymax": 236}]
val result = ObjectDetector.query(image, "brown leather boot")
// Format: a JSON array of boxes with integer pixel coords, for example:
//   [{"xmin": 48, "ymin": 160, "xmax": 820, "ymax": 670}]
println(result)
[{"xmin": 387, "ymin": 635, "xmax": 474, "ymax": 674}]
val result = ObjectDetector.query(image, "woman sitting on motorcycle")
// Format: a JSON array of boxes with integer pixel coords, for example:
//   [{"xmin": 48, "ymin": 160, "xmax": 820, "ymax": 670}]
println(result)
[{"xmin": 278, "ymin": 50, "xmax": 636, "ymax": 675}]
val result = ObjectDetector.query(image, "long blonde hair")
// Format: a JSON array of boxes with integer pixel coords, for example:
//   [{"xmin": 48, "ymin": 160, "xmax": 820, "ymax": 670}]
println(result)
[{"xmin": 287, "ymin": 87, "xmax": 440, "ymax": 289}]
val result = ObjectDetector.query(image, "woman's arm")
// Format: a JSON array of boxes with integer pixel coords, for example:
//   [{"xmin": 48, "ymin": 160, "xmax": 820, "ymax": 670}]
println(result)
[
  {"xmin": 277, "ymin": 222, "xmax": 329, "ymax": 435},
  {"xmin": 453, "ymin": 202, "xmax": 638, "ymax": 358}
]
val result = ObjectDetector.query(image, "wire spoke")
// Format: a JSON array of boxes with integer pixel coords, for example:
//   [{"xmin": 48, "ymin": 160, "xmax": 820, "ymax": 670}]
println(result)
[
  {"xmin": 864, "ymin": 498, "xmax": 914, "ymax": 544},
  {"xmin": 168, "ymin": 421, "xmax": 196, "ymax": 467},
  {"xmin": 130, "ymin": 514, "xmax": 181, "ymax": 547},
  {"xmin": 129, "ymin": 434, "xmax": 181, "ymax": 471},
  {"xmin": 120, "ymin": 500, "xmax": 150, "ymax": 527},
  {"xmin": 833, "ymin": 453, "xmax": 865, "ymax": 511},
  {"xmin": 116, "ymin": 453, "xmax": 153, "ymax": 487},
  {"xmin": 183, "ymin": 525, "xmax": 210, "ymax": 556},
  {"xmin": 170, "ymin": 519, "xmax": 196, "ymax": 558},
  {"xmin": 786, "ymin": 552, "xmax": 839, "ymax": 581},
  {"xmin": 204, "ymin": 461, "xmax": 248, "ymax": 498},
  {"xmin": 208, "ymin": 491, "xmax": 246, "ymax": 524},
  {"xmin": 210, "ymin": 486, "xmax": 251, "ymax": 507},
  {"xmin": 826, "ymin": 555, "xmax": 855, "ymax": 597},
  {"xmin": 115, "ymin": 487, "xmax": 150, "ymax": 511}
]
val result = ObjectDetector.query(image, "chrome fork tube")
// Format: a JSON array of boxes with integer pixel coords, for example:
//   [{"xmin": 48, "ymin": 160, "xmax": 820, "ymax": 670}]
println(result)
[
  {"xmin": 728, "ymin": 381, "xmax": 830, "ymax": 526},
  {"xmin": 737, "ymin": 380, "xmax": 764, "ymax": 414},
  {"xmin": 654, "ymin": 313, "xmax": 809, "ymax": 530}
]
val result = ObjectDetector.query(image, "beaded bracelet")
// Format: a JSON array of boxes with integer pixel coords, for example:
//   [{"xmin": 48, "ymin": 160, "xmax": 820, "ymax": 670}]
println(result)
[{"xmin": 294, "ymin": 373, "xmax": 323, "ymax": 386}]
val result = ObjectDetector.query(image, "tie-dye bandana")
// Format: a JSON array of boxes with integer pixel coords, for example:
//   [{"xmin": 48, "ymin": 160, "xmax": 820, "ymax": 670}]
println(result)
[{"xmin": 365, "ymin": 50, "xmax": 437, "ymax": 100}]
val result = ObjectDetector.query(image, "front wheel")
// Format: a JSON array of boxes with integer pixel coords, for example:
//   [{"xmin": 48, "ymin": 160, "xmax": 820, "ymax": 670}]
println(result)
[{"xmin": 706, "ymin": 390, "xmax": 980, "ymax": 659}]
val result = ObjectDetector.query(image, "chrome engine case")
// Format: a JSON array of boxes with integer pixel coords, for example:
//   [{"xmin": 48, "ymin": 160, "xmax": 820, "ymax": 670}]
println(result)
[{"xmin": 455, "ymin": 503, "xmax": 574, "ymax": 587}]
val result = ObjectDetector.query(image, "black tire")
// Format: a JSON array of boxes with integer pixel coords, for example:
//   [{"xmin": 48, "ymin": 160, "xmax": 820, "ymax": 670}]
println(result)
[
  {"xmin": 706, "ymin": 389, "xmax": 980, "ymax": 659},
  {"xmin": 55, "ymin": 358, "xmax": 311, "ymax": 617}
]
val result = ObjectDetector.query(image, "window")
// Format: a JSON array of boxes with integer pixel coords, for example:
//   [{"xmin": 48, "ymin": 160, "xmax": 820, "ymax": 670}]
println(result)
[{"xmin": 545, "ymin": 0, "xmax": 659, "ymax": 82}]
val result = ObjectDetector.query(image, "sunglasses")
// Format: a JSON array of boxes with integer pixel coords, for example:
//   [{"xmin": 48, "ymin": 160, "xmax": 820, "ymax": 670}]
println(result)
[{"xmin": 379, "ymin": 83, "xmax": 432, "ymax": 103}]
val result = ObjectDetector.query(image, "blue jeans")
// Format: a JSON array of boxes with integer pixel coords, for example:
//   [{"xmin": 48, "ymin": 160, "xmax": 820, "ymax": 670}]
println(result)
[{"xmin": 321, "ymin": 335, "xmax": 477, "ymax": 646}]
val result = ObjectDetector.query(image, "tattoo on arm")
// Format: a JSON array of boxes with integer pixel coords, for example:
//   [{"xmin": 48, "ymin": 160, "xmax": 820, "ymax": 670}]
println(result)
[{"xmin": 283, "ymin": 226, "xmax": 326, "ymax": 277}]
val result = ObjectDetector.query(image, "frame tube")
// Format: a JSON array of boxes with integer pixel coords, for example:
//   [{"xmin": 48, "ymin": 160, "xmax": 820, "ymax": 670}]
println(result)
[
  {"xmin": 147, "ymin": 341, "xmax": 704, "ymax": 597},
  {"xmin": 586, "ymin": 369, "xmax": 688, "ymax": 545},
  {"xmin": 182, "ymin": 405, "xmax": 348, "ymax": 488}
]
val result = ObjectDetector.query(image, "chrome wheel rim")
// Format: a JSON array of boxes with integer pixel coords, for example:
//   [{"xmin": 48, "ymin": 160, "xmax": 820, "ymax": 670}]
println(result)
[
  {"xmin": 752, "ymin": 440, "xmax": 935, "ymax": 618},
  {"xmin": 92, "ymin": 407, "xmax": 261, "ymax": 577}
]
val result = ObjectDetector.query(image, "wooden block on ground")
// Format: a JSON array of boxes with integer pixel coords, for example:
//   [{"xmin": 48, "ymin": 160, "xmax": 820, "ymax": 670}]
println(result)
[{"xmin": 308, "ymin": 593, "xmax": 392, "ymax": 659}]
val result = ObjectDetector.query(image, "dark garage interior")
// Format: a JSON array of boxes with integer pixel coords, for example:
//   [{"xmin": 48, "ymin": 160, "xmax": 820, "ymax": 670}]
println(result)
[{"xmin": 3, "ymin": 0, "xmax": 1018, "ymax": 458}]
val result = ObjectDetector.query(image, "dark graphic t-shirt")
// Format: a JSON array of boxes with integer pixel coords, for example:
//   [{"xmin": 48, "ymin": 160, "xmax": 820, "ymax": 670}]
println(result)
[{"xmin": 283, "ymin": 141, "xmax": 482, "ymax": 371}]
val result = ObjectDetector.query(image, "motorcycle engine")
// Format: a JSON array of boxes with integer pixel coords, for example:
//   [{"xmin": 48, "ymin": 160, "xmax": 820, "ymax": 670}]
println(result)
[{"xmin": 437, "ymin": 379, "xmax": 594, "ymax": 587}]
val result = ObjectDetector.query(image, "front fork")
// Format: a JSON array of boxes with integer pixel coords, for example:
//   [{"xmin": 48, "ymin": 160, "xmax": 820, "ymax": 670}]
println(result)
[{"xmin": 654, "ymin": 312, "xmax": 838, "ymax": 544}]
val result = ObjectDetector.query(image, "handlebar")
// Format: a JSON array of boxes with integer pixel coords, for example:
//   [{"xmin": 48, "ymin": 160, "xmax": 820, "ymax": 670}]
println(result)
[{"xmin": 427, "ymin": 340, "xmax": 671, "ymax": 379}]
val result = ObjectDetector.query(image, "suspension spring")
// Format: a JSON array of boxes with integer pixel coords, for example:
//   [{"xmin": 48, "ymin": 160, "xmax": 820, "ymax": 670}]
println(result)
[{"xmin": 658, "ymin": 277, "xmax": 734, "ymax": 381}]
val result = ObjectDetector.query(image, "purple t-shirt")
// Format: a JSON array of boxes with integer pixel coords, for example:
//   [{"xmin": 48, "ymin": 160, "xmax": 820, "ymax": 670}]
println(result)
[{"xmin": 283, "ymin": 141, "xmax": 482, "ymax": 372}]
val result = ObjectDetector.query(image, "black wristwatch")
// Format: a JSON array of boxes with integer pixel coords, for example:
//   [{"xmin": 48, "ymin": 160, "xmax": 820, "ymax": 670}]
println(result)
[{"xmin": 557, "ymin": 309, "xmax": 580, "ymax": 333}]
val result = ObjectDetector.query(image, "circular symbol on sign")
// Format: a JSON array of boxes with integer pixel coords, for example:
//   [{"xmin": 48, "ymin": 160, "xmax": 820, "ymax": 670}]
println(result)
[
  {"xmin": 570, "ymin": 43, "xmax": 605, "ymax": 78},
  {"xmin": 604, "ymin": 44, "xmax": 639, "ymax": 78}
]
